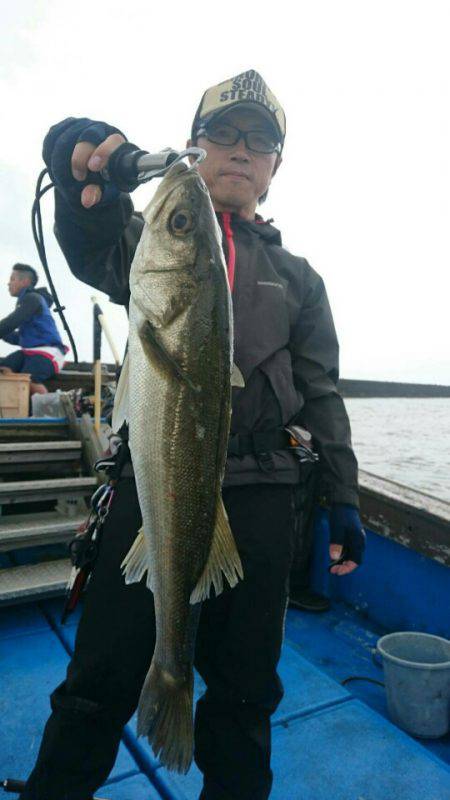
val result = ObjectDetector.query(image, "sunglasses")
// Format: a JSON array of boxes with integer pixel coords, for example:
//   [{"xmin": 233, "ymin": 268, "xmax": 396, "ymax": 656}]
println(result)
[{"xmin": 196, "ymin": 121, "xmax": 281, "ymax": 155}]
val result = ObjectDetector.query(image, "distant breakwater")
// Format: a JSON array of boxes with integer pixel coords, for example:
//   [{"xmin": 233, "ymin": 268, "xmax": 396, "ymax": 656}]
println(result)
[
  {"xmin": 61, "ymin": 363, "xmax": 450, "ymax": 399},
  {"xmin": 338, "ymin": 379, "xmax": 450, "ymax": 398}
]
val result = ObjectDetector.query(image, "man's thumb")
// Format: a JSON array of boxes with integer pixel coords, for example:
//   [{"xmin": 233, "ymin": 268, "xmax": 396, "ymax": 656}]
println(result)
[{"xmin": 330, "ymin": 545, "xmax": 343, "ymax": 560}]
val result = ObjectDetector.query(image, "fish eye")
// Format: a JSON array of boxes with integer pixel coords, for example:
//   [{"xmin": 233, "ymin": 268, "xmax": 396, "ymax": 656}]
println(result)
[{"xmin": 169, "ymin": 209, "xmax": 195, "ymax": 236}]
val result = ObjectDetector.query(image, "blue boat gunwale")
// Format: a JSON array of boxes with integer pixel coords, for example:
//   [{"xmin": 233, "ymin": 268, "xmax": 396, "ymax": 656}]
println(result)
[{"xmin": 357, "ymin": 467, "xmax": 450, "ymax": 568}]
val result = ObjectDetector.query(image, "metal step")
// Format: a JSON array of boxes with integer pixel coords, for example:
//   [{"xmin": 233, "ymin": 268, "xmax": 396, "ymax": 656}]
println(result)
[
  {"xmin": 0, "ymin": 477, "xmax": 97, "ymax": 505},
  {"xmin": 0, "ymin": 511, "xmax": 86, "ymax": 552},
  {"xmin": 0, "ymin": 441, "xmax": 82, "ymax": 476},
  {"xmin": 0, "ymin": 440, "xmax": 81, "ymax": 459},
  {"xmin": 0, "ymin": 559, "xmax": 71, "ymax": 605},
  {"xmin": 0, "ymin": 419, "xmax": 69, "ymax": 443}
]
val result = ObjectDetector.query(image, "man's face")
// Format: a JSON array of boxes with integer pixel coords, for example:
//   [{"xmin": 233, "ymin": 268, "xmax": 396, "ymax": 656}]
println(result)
[
  {"xmin": 8, "ymin": 271, "xmax": 31, "ymax": 297},
  {"xmin": 189, "ymin": 107, "xmax": 281, "ymax": 220}
]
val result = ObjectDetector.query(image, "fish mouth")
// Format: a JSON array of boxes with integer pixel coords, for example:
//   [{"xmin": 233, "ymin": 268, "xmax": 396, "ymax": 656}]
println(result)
[{"xmin": 141, "ymin": 267, "xmax": 194, "ymax": 273}]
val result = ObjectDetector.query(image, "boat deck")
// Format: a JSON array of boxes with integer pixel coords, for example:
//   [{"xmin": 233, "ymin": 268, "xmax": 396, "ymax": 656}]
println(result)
[
  {"xmin": 2, "ymin": 595, "xmax": 450, "ymax": 800},
  {"xmin": 1, "ymin": 412, "xmax": 450, "ymax": 798}
]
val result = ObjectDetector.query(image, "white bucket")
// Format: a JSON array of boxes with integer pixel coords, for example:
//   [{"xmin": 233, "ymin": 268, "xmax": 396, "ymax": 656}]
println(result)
[{"xmin": 377, "ymin": 631, "xmax": 450, "ymax": 738}]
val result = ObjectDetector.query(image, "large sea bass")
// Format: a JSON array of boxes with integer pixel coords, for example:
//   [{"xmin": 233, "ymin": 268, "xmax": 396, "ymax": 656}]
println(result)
[{"xmin": 112, "ymin": 161, "xmax": 243, "ymax": 773}]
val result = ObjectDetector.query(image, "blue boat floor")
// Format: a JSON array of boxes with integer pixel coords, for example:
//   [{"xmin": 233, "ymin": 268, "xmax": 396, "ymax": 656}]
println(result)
[{"xmin": 1, "ymin": 598, "xmax": 450, "ymax": 799}]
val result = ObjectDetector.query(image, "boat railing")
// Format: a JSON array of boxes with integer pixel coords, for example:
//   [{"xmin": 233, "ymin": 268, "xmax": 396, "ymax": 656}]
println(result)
[{"xmin": 358, "ymin": 468, "xmax": 450, "ymax": 567}]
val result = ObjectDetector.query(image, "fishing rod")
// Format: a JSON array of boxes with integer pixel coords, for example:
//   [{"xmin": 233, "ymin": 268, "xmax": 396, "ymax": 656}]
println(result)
[
  {"xmin": 31, "ymin": 145, "xmax": 206, "ymax": 362},
  {"xmin": 101, "ymin": 144, "xmax": 206, "ymax": 191}
]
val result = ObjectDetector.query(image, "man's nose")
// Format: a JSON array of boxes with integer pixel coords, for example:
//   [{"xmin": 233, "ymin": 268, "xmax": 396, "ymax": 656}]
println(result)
[{"xmin": 229, "ymin": 137, "xmax": 251, "ymax": 161}]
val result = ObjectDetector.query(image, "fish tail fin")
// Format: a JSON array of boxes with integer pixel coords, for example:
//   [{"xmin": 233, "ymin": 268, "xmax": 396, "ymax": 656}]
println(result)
[
  {"xmin": 137, "ymin": 661, "xmax": 194, "ymax": 774},
  {"xmin": 121, "ymin": 529, "xmax": 153, "ymax": 591},
  {"xmin": 190, "ymin": 496, "xmax": 243, "ymax": 604}
]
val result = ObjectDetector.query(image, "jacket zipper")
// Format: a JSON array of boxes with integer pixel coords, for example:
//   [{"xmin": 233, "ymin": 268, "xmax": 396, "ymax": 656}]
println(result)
[{"xmin": 221, "ymin": 212, "xmax": 236, "ymax": 293}]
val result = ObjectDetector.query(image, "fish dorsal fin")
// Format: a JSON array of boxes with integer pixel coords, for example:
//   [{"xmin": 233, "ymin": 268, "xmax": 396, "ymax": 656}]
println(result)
[
  {"xmin": 190, "ymin": 498, "xmax": 243, "ymax": 604},
  {"xmin": 112, "ymin": 353, "xmax": 130, "ymax": 433},
  {"xmin": 121, "ymin": 528, "xmax": 154, "ymax": 592}
]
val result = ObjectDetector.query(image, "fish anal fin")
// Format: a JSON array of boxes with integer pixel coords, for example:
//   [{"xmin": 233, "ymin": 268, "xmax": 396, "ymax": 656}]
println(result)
[
  {"xmin": 121, "ymin": 529, "xmax": 153, "ymax": 591},
  {"xmin": 112, "ymin": 353, "xmax": 130, "ymax": 433},
  {"xmin": 190, "ymin": 498, "xmax": 243, "ymax": 604}
]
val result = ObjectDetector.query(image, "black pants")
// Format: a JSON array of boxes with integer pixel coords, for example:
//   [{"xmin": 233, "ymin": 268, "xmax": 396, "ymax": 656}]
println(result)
[
  {"xmin": 20, "ymin": 480, "xmax": 295, "ymax": 800},
  {"xmin": 289, "ymin": 465, "xmax": 319, "ymax": 592}
]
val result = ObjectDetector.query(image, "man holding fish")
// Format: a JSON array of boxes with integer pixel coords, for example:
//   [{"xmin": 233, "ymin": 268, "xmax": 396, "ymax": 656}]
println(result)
[{"xmin": 20, "ymin": 70, "xmax": 366, "ymax": 800}]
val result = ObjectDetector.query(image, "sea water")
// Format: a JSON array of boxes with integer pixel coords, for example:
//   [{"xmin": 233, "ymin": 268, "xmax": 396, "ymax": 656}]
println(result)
[{"xmin": 344, "ymin": 398, "xmax": 450, "ymax": 503}]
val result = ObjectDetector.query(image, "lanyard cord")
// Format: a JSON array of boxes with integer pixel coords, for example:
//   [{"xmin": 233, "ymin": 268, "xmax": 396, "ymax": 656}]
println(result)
[{"xmin": 31, "ymin": 169, "xmax": 79, "ymax": 362}]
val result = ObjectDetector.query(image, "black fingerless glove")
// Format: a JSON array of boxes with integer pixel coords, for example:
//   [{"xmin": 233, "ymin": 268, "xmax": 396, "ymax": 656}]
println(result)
[
  {"xmin": 42, "ymin": 117, "xmax": 127, "ymax": 209},
  {"xmin": 329, "ymin": 503, "xmax": 366, "ymax": 565}
]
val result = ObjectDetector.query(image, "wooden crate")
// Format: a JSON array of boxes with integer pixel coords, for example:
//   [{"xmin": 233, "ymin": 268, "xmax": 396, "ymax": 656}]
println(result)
[{"xmin": 0, "ymin": 374, "xmax": 31, "ymax": 418}]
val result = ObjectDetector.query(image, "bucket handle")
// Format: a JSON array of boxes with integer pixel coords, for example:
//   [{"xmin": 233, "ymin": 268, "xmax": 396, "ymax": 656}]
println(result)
[{"xmin": 372, "ymin": 648, "xmax": 383, "ymax": 669}]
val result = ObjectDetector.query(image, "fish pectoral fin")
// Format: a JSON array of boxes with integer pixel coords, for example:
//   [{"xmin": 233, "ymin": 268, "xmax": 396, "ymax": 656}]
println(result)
[
  {"xmin": 231, "ymin": 362, "xmax": 245, "ymax": 388},
  {"xmin": 190, "ymin": 498, "xmax": 244, "ymax": 604},
  {"xmin": 112, "ymin": 352, "xmax": 130, "ymax": 433},
  {"xmin": 140, "ymin": 321, "xmax": 200, "ymax": 394},
  {"xmin": 121, "ymin": 529, "xmax": 154, "ymax": 591}
]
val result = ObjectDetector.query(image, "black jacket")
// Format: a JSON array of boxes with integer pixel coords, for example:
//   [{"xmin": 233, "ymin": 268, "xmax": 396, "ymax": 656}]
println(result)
[{"xmin": 53, "ymin": 190, "xmax": 359, "ymax": 508}]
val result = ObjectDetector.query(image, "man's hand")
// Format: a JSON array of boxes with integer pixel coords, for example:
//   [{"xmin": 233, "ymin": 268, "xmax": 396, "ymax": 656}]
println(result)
[
  {"xmin": 43, "ymin": 118, "xmax": 127, "ymax": 210},
  {"xmin": 71, "ymin": 130, "xmax": 126, "ymax": 208},
  {"xmin": 328, "ymin": 503, "xmax": 366, "ymax": 576}
]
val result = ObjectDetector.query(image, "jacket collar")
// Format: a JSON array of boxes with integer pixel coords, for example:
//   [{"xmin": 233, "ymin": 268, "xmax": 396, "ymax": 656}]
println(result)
[{"xmin": 216, "ymin": 211, "xmax": 282, "ymax": 246}]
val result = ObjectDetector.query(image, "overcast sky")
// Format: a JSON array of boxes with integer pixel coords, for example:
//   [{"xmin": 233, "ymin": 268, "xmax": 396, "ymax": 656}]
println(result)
[{"xmin": 1, "ymin": 0, "xmax": 449, "ymax": 383}]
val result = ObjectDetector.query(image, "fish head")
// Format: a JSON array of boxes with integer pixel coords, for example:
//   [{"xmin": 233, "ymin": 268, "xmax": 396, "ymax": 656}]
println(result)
[{"xmin": 131, "ymin": 163, "xmax": 223, "ymax": 296}]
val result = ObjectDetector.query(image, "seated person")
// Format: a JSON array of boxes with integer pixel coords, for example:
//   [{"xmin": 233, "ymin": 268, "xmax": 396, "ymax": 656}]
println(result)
[{"xmin": 0, "ymin": 263, "xmax": 68, "ymax": 394}]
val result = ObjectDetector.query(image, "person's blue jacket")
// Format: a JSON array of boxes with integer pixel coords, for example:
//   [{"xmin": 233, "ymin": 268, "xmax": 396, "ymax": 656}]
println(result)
[{"xmin": 0, "ymin": 287, "xmax": 65, "ymax": 352}]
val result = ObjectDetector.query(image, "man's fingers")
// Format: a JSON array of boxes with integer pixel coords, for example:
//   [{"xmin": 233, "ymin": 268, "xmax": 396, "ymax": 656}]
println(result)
[
  {"xmin": 86, "ymin": 133, "xmax": 126, "ymax": 172},
  {"xmin": 71, "ymin": 133, "xmax": 125, "ymax": 181},
  {"xmin": 72, "ymin": 142, "xmax": 96, "ymax": 180},
  {"xmin": 330, "ymin": 560, "xmax": 358, "ymax": 576},
  {"xmin": 71, "ymin": 133, "xmax": 126, "ymax": 207},
  {"xmin": 329, "ymin": 545, "xmax": 343, "ymax": 560},
  {"xmin": 81, "ymin": 184, "xmax": 103, "ymax": 209}
]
